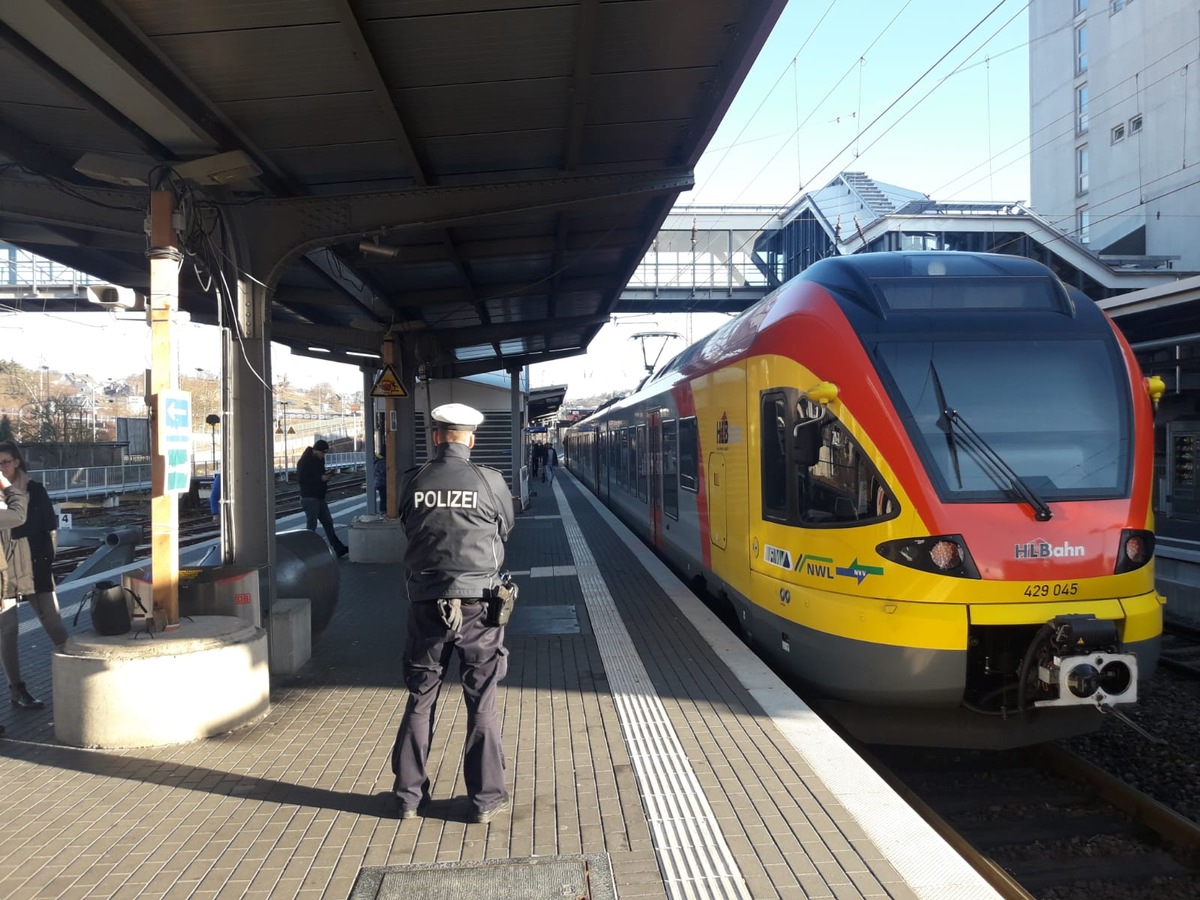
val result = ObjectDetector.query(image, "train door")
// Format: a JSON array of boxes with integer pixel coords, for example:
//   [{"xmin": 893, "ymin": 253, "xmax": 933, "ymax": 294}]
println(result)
[
  {"xmin": 599, "ymin": 425, "xmax": 610, "ymax": 504},
  {"xmin": 649, "ymin": 411, "xmax": 663, "ymax": 546},
  {"xmin": 709, "ymin": 452, "xmax": 727, "ymax": 550}
]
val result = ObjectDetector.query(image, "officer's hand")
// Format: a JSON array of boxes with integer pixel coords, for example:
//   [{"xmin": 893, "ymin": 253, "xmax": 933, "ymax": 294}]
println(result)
[{"xmin": 438, "ymin": 598, "xmax": 463, "ymax": 632}]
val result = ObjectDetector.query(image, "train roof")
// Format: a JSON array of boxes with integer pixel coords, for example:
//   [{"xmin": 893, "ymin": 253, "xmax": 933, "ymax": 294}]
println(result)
[{"xmin": 574, "ymin": 251, "xmax": 1113, "ymax": 425}]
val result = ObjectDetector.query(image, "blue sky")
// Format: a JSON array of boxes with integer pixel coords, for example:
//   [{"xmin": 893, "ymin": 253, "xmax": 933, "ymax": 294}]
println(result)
[
  {"xmin": 691, "ymin": 0, "xmax": 1031, "ymax": 206},
  {"xmin": 539, "ymin": 0, "xmax": 1034, "ymax": 398}
]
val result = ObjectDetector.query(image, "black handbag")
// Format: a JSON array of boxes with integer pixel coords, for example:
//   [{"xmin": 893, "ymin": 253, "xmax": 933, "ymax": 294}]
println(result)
[{"xmin": 74, "ymin": 581, "xmax": 148, "ymax": 636}]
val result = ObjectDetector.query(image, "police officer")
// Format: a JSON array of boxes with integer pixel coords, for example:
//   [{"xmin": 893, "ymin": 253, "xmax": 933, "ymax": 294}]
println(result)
[{"xmin": 390, "ymin": 403, "xmax": 516, "ymax": 824}]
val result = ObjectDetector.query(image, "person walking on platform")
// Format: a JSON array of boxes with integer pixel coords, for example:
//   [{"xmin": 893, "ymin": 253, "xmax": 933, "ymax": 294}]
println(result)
[
  {"xmin": 544, "ymin": 444, "xmax": 558, "ymax": 484},
  {"xmin": 373, "ymin": 452, "xmax": 387, "ymax": 513},
  {"xmin": 209, "ymin": 471, "xmax": 222, "ymax": 524},
  {"xmin": 296, "ymin": 440, "xmax": 349, "ymax": 558},
  {"xmin": 390, "ymin": 403, "xmax": 516, "ymax": 824},
  {"xmin": 0, "ymin": 443, "xmax": 61, "ymax": 717},
  {"xmin": 533, "ymin": 441, "xmax": 546, "ymax": 481}
]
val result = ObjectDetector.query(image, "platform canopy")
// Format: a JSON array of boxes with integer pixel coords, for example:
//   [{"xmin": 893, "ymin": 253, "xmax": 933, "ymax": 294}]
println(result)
[{"xmin": 0, "ymin": 1, "xmax": 785, "ymax": 379}]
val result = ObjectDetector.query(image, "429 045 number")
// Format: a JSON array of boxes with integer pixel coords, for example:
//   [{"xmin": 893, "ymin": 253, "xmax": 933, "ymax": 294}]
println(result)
[{"xmin": 1023, "ymin": 582, "xmax": 1079, "ymax": 598}]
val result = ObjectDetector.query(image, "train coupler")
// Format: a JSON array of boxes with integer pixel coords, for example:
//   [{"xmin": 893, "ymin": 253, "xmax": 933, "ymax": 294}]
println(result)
[{"xmin": 1028, "ymin": 614, "xmax": 1139, "ymax": 709}]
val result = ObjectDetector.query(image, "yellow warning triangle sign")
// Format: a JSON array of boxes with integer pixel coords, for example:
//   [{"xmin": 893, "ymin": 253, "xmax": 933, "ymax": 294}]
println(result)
[{"xmin": 370, "ymin": 364, "xmax": 408, "ymax": 398}]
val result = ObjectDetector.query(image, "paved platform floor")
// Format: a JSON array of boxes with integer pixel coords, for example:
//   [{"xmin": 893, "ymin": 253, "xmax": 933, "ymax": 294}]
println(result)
[{"xmin": 0, "ymin": 474, "xmax": 999, "ymax": 899}]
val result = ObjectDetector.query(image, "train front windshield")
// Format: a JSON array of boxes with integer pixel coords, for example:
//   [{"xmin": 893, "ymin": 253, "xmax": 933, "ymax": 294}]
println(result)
[{"xmin": 875, "ymin": 337, "xmax": 1132, "ymax": 502}]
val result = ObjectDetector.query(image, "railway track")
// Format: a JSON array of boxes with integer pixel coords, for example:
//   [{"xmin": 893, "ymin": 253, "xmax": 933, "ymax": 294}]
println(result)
[
  {"xmin": 50, "ymin": 475, "xmax": 367, "ymax": 581},
  {"xmin": 865, "ymin": 742, "xmax": 1200, "ymax": 899},
  {"xmin": 1159, "ymin": 619, "xmax": 1200, "ymax": 679}
]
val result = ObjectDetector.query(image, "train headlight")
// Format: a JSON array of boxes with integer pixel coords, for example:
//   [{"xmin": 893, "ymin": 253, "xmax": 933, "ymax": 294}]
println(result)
[
  {"xmin": 876, "ymin": 534, "xmax": 980, "ymax": 578},
  {"xmin": 1114, "ymin": 529, "xmax": 1155, "ymax": 574},
  {"xmin": 929, "ymin": 540, "xmax": 961, "ymax": 570}
]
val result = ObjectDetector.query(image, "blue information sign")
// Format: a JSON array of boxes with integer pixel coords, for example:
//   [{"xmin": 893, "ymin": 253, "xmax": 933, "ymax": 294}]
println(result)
[{"xmin": 157, "ymin": 390, "xmax": 193, "ymax": 495}]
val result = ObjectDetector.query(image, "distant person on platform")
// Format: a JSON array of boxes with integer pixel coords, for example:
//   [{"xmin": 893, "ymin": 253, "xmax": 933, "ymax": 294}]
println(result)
[
  {"xmin": 374, "ymin": 452, "xmax": 387, "ymax": 513},
  {"xmin": 390, "ymin": 403, "xmax": 515, "ymax": 824},
  {"xmin": 544, "ymin": 444, "xmax": 558, "ymax": 484},
  {"xmin": 209, "ymin": 471, "xmax": 222, "ymax": 524},
  {"xmin": 0, "ymin": 442, "xmax": 66, "ymax": 718},
  {"xmin": 296, "ymin": 440, "xmax": 349, "ymax": 558},
  {"xmin": 532, "ymin": 442, "xmax": 546, "ymax": 480}
]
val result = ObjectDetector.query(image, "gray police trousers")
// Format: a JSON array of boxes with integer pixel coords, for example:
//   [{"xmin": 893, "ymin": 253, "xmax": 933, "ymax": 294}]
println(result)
[{"xmin": 391, "ymin": 598, "xmax": 508, "ymax": 814}]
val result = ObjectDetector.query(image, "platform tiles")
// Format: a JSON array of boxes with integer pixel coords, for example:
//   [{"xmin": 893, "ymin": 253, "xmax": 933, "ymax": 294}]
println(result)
[{"xmin": 0, "ymin": 475, "xmax": 1001, "ymax": 900}]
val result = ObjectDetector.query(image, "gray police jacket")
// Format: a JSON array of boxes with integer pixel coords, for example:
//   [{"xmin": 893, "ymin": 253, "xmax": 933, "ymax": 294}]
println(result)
[{"xmin": 400, "ymin": 441, "xmax": 515, "ymax": 603}]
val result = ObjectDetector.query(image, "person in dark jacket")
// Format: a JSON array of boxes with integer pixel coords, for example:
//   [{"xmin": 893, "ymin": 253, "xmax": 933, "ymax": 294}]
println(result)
[
  {"xmin": 0, "ymin": 442, "xmax": 65, "ymax": 713},
  {"xmin": 373, "ymin": 453, "xmax": 387, "ymax": 513},
  {"xmin": 296, "ymin": 440, "xmax": 349, "ymax": 557},
  {"xmin": 390, "ymin": 403, "xmax": 515, "ymax": 824}
]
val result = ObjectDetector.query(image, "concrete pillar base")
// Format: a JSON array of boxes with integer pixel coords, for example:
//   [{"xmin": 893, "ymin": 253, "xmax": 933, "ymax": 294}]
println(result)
[
  {"xmin": 348, "ymin": 516, "xmax": 406, "ymax": 563},
  {"xmin": 267, "ymin": 597, "xmax": 312, "ymax": 675},
  {"xmin": 52, "ymin": 616, "xmax": 269, "ymax": 749}
]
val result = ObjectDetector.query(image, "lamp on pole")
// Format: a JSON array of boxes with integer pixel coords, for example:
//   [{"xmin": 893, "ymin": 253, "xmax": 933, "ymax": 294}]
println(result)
[
  {"xmin": 278, "ymin": 400, "xmax": 293, "ymax": 474},
  {"xmin": 205, "ymin": 414, "xmax": 220, "ymax": 474}
]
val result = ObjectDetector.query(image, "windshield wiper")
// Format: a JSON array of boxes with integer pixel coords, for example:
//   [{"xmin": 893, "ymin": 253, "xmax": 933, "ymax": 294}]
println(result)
[
  {"xmin": 942, "ymin": 408, "xmax": 1053, "ymax": 521},
  {"xmin": 929, "ymin": 363, "xmax": 962, "ymax": 488}
]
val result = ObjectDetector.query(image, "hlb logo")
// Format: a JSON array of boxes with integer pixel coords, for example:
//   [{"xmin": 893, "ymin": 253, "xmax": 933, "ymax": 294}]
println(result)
[{"xmin": 1014, "ymin": 538, "xmax": 1085, "ymax": 559}]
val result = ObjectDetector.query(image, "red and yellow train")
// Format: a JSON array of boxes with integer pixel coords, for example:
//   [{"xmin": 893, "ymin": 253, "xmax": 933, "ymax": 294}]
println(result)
[{"xmin": 565, "ymin": 252, "xmax": 1164, "ymax": 748}]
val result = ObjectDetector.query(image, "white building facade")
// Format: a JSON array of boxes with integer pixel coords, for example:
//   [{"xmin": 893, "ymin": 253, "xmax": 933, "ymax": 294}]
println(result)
[{"xmin": 1029, "ymin": 0, "xmax": 1200, "ymax": 270}]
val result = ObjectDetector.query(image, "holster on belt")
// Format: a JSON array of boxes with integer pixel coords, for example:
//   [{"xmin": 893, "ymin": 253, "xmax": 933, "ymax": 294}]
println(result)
[{"xmin": 486, "ymin": 581, "xmax": 518, "ymax": 627}]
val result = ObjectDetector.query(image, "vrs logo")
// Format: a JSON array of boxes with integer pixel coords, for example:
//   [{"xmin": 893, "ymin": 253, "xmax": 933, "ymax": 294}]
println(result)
[
  {"xmin": 1014, "ymin": 538, "xmax": 1085, "ymax": 559},
  {"xmin": 764, "ymin": 545, "xmax": 792, "ymax": 570}
]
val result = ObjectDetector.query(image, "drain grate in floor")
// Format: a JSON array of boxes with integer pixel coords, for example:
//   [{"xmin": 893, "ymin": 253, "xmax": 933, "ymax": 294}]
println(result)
[
  {"xmin": 348, "ymin": 853, "xmax": 615, "ymax": 900},
  {"xmin": 506, "ymin": 604, "xmax": 582, "ymax": 635}
]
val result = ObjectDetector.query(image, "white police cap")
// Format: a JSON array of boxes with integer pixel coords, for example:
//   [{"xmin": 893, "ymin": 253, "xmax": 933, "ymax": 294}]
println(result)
[{"xmin": 430, "ymin": 403, "xmax": 484, "ymax": 430}]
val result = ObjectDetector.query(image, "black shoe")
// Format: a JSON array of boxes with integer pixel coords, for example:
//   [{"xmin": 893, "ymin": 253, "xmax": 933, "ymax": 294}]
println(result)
[
  {"xmin": 395, "ymin": 793, "xmax": 430, "ymax": 820},
  {"xmin": 336, "ymin": 546, "xmax": 349, "ymax": 558},
  {"xmin": 470, "ymin": 794, "xmax": 511, "ymax": 825},
  {"xmin": 10, "ymin": 683, "xmax": 44, "ymax": 710}
]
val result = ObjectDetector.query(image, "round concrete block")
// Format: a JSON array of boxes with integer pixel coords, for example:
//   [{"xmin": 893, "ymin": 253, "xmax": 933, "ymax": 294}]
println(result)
[
  {"xmin": 276, "ymin": 529, "xmax": 340, "ymax": 635},
  {"xmin": 52, "ymin": 616, "xmax": 269, "ymax": 749}
]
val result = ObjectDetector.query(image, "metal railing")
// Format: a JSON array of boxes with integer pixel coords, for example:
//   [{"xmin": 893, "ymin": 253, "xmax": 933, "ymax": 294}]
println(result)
[
  {"xmin": 32, "ymin": 454, "xmax": 369, "ymax": 501},
  {"xmin": 32, "ymin": 465, "xmax": 153, "ymax": 500}
]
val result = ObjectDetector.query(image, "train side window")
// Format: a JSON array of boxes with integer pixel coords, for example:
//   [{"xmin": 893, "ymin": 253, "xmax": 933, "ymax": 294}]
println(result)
[
  {"xmin": 761, "ymin": 393, "xmax": 790, "ymax": 522},
  {"xmin": 663, "ymin": 418, "xmax": 679, "ymax": 518},
  {"xmin": 796, "ymin": 410, "xmax": 898, "ymax": 526},
  {"xmin": 679, "ymin": 417, "xmax": 699, "ymax": 491}
]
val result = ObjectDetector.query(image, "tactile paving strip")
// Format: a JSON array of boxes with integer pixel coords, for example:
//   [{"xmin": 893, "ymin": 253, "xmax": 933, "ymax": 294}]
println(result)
[{"xmin": 554, "ymin": 481, "xmax": 752, "ymax": 900}]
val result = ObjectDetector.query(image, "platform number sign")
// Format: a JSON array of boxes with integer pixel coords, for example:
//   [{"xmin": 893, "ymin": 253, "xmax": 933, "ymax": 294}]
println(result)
[{"xmin": 156, "ymin": 390, "xmax": 193, "ymax": 495}]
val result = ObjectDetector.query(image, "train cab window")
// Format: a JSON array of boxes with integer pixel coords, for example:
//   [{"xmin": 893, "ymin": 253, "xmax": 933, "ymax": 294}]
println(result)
[
  {"xmin": 797, "ymin": 412, "xmax": 898, "ymax": 526},
  {"xmin": 663, "ymin": 419, "xmax": 679, "ymax": 518},
  {"xmin": 635, "ymin": 424, "xmax": 648, "ymax": 502},
  {"xmin": 761, "ymin": 388, "xmax": 898, "ymax": 527},
  {"xmin": 679, "ymin": 417, "xmax": 699, "ymax": 491}
]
